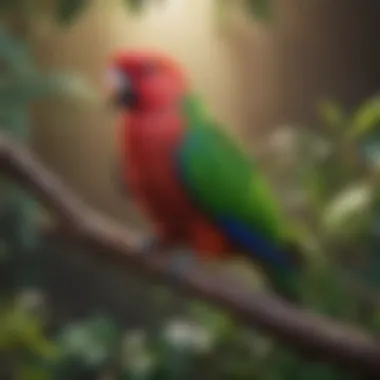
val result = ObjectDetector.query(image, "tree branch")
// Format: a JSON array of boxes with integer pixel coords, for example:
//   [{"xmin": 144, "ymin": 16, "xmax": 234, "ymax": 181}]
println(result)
[{"xmin": 1, "ymin": 134, "xmax": 380, "ymax": 376}]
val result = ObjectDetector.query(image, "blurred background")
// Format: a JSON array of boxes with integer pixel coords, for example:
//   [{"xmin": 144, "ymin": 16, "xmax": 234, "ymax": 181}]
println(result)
[{"xmin": 1, "ymin": 0, "xmax": 380, "ymax": 379}]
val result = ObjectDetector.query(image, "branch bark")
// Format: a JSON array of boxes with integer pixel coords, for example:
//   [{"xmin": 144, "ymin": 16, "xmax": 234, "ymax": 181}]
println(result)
[{"xmin": 1, "ymin": 135, "xmax": 380, "ymax": 376}]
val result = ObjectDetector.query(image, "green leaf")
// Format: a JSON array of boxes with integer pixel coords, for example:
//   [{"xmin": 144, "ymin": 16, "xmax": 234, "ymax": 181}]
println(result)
[
  {"xmin": 0, "ymin": 76, "xmax": 53, "ymax": 104},
  {"xmin": 0, "ymin": 303, "xmax": 58, "ymax": 359},
  {"xmin": 55, "ymin": 0, "xmax": 89, "ymax": 25},
  {"xmin": 124, "ymin": 0, "xmax": 147, "ymax": 12},
  {"xmin": 245, "ymin": 0, "xmax": 272, "ymax": 21},
  {"xmin": 317, "ymin": 100, "xmax": 345, "ymax": 130},
  {"xmin": 350, "ymin": 96, "xmax": 380, "ymax": 137},
  {"xmin": 322, "ymin": 182, "xmax": 374, "ymax": 235},
  {"xmin": 0, "ymin": 72, "xmax": 100, "ymax": 108}
]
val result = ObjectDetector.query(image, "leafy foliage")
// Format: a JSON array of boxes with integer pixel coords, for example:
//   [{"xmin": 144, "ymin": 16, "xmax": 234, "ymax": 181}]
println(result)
[
  {"xmin": 124, "ymin": 0, "xmax": 150, "ymax": 13},
  {"xmin": 55, "ymin": 0, "xmax": 90, "ymax": 25},
  {"xmin": 263, "ymin": 96, "xmax": 380, "ymax": 318},
  {"xmin": 244, "ymin": 0, "xmax": 272, "ymax": 21}
]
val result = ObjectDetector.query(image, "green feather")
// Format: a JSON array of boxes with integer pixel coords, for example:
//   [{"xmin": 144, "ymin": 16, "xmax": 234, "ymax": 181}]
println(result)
[
  {"xmin": 180, "ymin": 94, "xmax": 287, "ymax": 244},
  {"xmin": 179, "ymin": 95, "xmax": 302, "ymax": 300}
]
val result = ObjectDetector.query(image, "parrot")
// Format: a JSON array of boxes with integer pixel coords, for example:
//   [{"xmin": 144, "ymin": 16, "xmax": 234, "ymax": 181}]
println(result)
[{"xmin": 106, "ymin": 50, "xmax": 304, "ymax": 301}]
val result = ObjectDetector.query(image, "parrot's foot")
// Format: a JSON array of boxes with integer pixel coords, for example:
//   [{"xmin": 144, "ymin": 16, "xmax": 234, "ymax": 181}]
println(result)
[{"xmin": 167, "ymin": 248, "xmax": 197, "ymax": 276}]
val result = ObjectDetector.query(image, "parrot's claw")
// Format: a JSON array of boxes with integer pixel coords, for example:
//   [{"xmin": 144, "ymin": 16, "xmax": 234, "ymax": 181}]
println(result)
[{"xmin": 167, "ymin": 248, "xmax": 197, "ymax": 275}]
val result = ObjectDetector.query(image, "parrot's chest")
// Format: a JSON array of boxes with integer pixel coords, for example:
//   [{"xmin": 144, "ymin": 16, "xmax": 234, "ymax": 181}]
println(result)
[{"xmin": 123, "ymin": 113, "xmax": 192, "ymax": 219}]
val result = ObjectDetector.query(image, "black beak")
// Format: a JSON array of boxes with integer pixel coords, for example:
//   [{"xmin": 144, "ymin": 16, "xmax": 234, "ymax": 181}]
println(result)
[
  {"xmin": 111, "ymin": 74, "xmax": 138, "ymax": 109},
  {"xmin": 116, "ymin": 87, "xmax": 138, "ymax": 108}
]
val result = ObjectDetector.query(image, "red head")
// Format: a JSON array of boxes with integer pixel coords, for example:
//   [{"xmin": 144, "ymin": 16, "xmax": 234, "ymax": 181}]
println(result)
[{"xmin": 107, "ymin": 50, "xmax": 187, "ymax": 112}]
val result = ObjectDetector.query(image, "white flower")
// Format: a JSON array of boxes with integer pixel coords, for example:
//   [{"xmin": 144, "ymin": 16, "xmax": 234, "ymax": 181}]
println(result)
[
  {"xmin": 323, "ymin": 183, "xmax": 373, "ymax": 231},
  {"xmin": 162, "ymin": 319, "xmax": 214, "ymax": 353}
]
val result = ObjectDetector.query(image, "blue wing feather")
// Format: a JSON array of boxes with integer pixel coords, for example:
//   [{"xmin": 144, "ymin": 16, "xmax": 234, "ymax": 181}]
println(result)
[{"xmin": 216, "ymin": 217, "xmax": 292, "ymax": 268}]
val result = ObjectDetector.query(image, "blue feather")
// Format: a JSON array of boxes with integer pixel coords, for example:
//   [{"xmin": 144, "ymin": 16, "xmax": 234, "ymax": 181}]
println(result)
[{"xmin": 216, "ymin": 217, "xmax": 292, "ymax": 268}]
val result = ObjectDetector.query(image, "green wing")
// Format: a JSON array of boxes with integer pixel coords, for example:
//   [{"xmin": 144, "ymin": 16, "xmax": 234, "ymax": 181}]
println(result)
[{"xmin": 178, "ymin": 95, "xmax": 287, "ymax": 247}]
